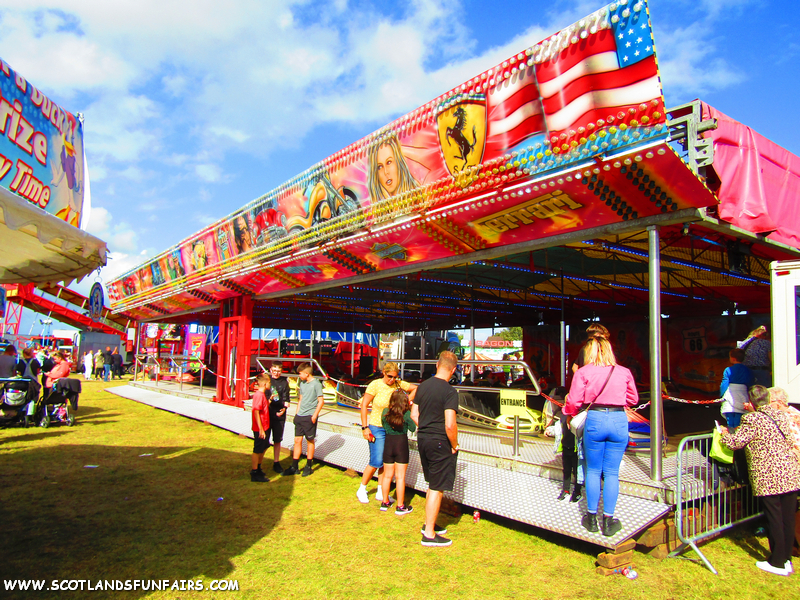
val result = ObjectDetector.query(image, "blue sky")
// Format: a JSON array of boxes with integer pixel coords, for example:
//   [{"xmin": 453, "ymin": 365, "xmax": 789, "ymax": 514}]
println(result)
[{"xmin": 2, "ymin": 0, "xmax": 799, "ymax": 335}]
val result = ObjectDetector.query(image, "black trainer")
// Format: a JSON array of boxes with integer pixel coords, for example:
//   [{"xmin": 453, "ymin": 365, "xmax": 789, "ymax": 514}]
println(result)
[
  {"xmin": 420, "ymin": 523, "xmax": 447, "ymax": 535},
  {"xmin": 282, "ymin": 465, "xmax": 299, "ymax": 476},
  {"xmin": 602, "ymin": 515, "xmax": 622, "ymax": 537},
  {"xmin": 380, "ymin": 500, "xmax": 394, "ymax": 512},
  {"xmin": 302, "ymin": 464, "xmax": 313, "ymax": 477},
  {"xmin": 421, "ymin": 533, "xmax": 452, "ymax": 547},
  {"xmin": 250, "ymin": 469, "xmax": 269, "ymax": 483},
  {"xmin": 395, "ymin": 504, "xmax": 413, "ymax": 515},
  {"xmin": 581, "ymin": 512, "xmax": 599, "ymax": 533},
  {"xmin": 569, "ymin": 490, "xmax": 582, "ymax": 503},
  {"xmin": 556, "ymin": 490, "xmax": 569, "ymax": 501},
  {"xmin": 273, "ymin": 462, "xmax": 284, "ymax": 474}
]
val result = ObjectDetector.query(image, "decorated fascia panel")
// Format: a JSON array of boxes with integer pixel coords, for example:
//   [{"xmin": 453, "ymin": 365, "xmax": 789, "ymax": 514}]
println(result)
[
  {"xmin": 109, "ymin": 0, "xmax": 715, "ymax": 312},
  {"xmin": 0, "ymin": 58, "xmax": 86, "ymax": 226}
]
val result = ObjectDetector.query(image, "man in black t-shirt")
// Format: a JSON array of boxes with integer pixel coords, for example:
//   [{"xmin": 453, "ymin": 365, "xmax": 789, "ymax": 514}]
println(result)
[
  {"xmin": 268, "ymin": 362, "xmax": 291, "ymax": 473},
  {"xmin": 412, "ymin": 350, "xmax": 459, "ymax": 548},
  {"xmin": 102, "ymin": 346, "xmax": 113, "ymax": 382}
]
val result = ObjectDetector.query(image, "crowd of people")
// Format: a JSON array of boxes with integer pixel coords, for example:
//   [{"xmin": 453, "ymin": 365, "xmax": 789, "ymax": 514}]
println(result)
[
  {"xmin": 237, "ymin": 322, "xmax": 799, "ymax": 561},
  {"xmin": 712, "ymin": 324, "xmax": 800, "ymax": 577},
  {"xmin": 0, "ymin": 343, "xmax": 127, "ymax": 386},
  {"xmin": 0, "ymin": 344, "xmax": 72, "ymax": 392},
  {"xmin": 81, "ymin": 346, "xmax": 124, "ymax": 381},
  {"xmin": 247, "ymin": 354, "xmax": 461, "ymax": 547}
]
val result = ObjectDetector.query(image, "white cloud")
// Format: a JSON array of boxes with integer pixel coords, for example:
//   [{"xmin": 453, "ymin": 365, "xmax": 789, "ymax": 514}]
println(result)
[
  {"xmin": 84, "ymin": 205, "xmax": 111, "ymax": 236},
  {"xmin": 655, "ymin": 11, "xmax": 748, "ymax": 101},
  {"xmin": 209, "ymin": 126, "xmax": 250, "ymax": 143},
  {"xmin": 195, "ymin": 164, "xmax": 222, "ymax": 182},
  {"xmin": 80, "ymin": 203, "xmax": 140, "ymax": 253}
]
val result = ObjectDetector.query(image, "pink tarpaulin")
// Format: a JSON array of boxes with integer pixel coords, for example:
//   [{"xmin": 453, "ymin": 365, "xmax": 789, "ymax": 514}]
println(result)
[{"xmin": 702, "ymin": 101, "xmax": 800, "ymax": 248}]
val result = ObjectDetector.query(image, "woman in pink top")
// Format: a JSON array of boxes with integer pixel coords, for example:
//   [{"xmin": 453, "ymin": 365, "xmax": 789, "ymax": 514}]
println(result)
[
  {"xmin": 44, "ymin": 352, "xmax": 71, "ymax": 389},
  {"xmin": 564, "ymin": 335, "xmax": 638, "ymax": 537}
]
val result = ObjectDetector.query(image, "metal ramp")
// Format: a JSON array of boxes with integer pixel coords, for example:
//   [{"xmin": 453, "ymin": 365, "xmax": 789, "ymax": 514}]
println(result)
[{"xmin": 111, "ymin": 384, "xmax": 673, "ymax": 549}]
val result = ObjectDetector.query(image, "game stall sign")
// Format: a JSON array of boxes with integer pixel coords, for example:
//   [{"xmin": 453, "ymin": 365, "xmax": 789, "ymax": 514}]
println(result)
[
  {"xmin": 109, "ymin": 0, "xmax": 717, "ymax": 318},
  {"xmin": 0, "ymin": 57, "xmax": 86, "ymax": 227}
]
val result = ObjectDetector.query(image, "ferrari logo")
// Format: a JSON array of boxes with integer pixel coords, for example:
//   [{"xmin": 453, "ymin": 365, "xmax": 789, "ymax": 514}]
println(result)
[{"xmin": 437, "ymin": 97, "xmax": 487, "ymax": 185}]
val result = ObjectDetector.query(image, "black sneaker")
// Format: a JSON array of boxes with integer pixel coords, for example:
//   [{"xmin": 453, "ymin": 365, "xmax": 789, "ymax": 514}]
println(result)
[
  {"xmin": 302, "ymin": 464, "xmax": 313, "ymax": 477},
  {"xmin": 250, "ymin": 470, "xmax": 269, "ymax": 483},
  {"xmin": 602, "ymin": 515, "xmax": 622, "ymax": 537},
  {"xmin": 420, "ymin": 523, "xmax": 447, "ymax": 535},
  {"xmin": 282, "ymin": 466, "xmax": 299, "ymax": 476},
  {"xmin": 569, "ymin": 490, "xmax": 582, "ymax": 503},
  {"xmin": 395, "ymin": 504, "xmax": 413, "ymax": 515},
  {"xmin": 421, "ymin": 533, "xmax": 452, "ymax": 547},
  {"xmin": 380, "ymin": 500, "xmax": 394, "ymax": 512},
  {"xmin": 581, "ymin": 512, "xmax": 599, "ymax": 533},
  {"xmin": 556, "ymin": 490, "xmax": 569, "ymax": 501},
  {"xmin": 273, "ymin": 462, "xmax": 284, "ymax": 474}
]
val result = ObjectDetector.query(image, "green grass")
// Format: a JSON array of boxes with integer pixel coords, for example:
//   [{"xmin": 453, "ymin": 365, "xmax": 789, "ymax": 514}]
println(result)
[{"xmin": 0, "ymin": 379, "xmax": 795, "ymax": 599}]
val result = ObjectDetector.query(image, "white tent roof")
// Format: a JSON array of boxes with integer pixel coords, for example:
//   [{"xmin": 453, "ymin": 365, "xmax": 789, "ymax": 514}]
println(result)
[{"xmin": 0, "ymin": 186, "xmax": 107, "ymax": 286}]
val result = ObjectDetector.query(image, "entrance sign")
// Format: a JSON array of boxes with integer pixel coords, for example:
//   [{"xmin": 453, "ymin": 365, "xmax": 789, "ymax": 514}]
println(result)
[
  {"xmin": 108, "ymin": 1, "xmax": 714, "ymax": 319},
  {"xmin": 0, "ymin": 58, "xmax": 85, "ymax": 227}
]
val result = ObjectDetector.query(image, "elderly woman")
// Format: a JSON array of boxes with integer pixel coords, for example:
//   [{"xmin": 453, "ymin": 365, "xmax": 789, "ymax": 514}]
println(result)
[
  {"xmin": 720, "ymin": 385, "xmax": 800, "ymax": 576},
  {"xmin": 356, "ymin": 362, "xmax": 417, "ymax": 505},
  {"xmin": 564, "ymin": 334, "xmax": 638, "ymax": 537}
]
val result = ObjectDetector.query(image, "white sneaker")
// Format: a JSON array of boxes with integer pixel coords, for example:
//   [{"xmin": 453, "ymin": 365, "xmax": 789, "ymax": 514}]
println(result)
[
  {"xmin": 356, "ymin": 486, "xmax": 369, "ymax": 504},
  {"xmin": 756, "ymin": 561, "xmax": 790, "ymax": 576},
  {"xmin": 785, "ymin": 560, "xmax": 794, "ymax": 574}
]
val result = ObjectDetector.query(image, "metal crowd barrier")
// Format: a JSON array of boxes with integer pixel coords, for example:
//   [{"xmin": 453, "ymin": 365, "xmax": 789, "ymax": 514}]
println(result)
[{"xmin": 669, "ymin": 433, "xmax": 762, "ymax": 574}]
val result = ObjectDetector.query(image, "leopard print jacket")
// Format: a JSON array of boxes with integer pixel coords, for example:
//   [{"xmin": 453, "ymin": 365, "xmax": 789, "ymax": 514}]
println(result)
[{"xmin": 721, "ymin": 406, "xmax": 800, "ymax": 496}]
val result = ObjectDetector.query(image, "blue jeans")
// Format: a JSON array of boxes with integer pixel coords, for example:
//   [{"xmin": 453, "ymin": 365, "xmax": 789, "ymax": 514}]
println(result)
[
  {"xmin": 722, "ymin": 412, "xmax": 743, "ymax": 429},
  {"xmin": 103, "ymin": 364, "xmax": 111, "ymax": 381},
  {"xmin": 583, "ymin": 409, "xmax": 628, "ymax": 516},
  {"xmin": 367, "ymin": 425, "xmax": 386, "ymax": 469}
]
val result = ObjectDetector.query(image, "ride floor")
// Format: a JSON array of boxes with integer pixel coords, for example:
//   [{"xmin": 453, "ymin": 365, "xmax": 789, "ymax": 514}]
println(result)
[{"xmin": 114, "ymin": 380, "xmax": 711, "ymax": 550}]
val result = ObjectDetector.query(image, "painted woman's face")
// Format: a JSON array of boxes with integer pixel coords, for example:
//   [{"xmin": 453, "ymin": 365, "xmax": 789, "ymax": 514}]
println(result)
[
  {"xmin": 376, "ymin": 144, "xmax": 399, "ymax": 196},
  {"xmin": 236, "ymin": 217, "xmax": 252, "ymax": 247}
]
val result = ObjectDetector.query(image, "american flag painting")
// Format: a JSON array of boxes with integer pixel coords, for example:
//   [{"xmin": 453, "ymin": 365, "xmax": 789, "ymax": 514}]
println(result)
[
  {"xmin": 536, "ymin": 1, "xmax": 662, "ymax": 149},
  {"xmin": 486, "ymin": 66, "xmax": 545, "ymax": 159}
]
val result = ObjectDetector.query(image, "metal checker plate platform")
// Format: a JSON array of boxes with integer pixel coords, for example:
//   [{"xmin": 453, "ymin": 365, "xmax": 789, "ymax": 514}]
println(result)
[
  {"xmin": 124, "ymin": 381, "xmax": 710, "ymax": 504},
  {"xmin": 113, "ymin": 385, "xmax": 673, "ymax": 548}
]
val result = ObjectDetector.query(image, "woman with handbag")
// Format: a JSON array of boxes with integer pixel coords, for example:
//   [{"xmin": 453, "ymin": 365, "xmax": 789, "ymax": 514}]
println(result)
[
  {"xmin": 564, "ymin": 334, "xmax": 638, "ymax": 537},
  {"xmin": 720, "ymin": 385, "xmax": 800, "ymax": 576}
]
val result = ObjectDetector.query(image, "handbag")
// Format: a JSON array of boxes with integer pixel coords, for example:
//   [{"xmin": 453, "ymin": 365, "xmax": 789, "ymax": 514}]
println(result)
[
  {"xmin": 569, "ymin": 366, "xmax": 615, "ymax": 435},
  {"xmin": 709, "ymin": 427, "xmax": 734, "ymax": 464}
]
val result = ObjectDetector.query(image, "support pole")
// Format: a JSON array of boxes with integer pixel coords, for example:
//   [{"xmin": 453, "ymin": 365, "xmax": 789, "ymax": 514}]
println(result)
[
  {"xmin": 560, "ymin": 270, "xmax": 566, "ymax": 387},
  {"xmin": 470, "ymin": 294, "xmax": 475, "ymax": 383},
  {"xmin": 648, "ymin": 225, "xmax": 663, "ymax": 482},
  {"xmin": 560, "ymin": 321, "xmax": 566, "ymax": 388}
]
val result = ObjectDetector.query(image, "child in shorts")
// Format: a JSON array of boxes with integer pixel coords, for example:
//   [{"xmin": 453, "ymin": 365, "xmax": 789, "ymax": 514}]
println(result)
[
  {"xmin": 282, "ymin": 363, "xmax": 324, "ymax": 477},
  {"xmin": 380, "ymin": 389, "xmax": 416, "ymax": 514},
  {"xmin": 250, "ymin": 373, "xmax": 271, "ymax": 483}
]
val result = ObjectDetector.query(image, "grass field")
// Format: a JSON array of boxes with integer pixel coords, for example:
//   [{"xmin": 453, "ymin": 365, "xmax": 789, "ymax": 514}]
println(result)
[{"xmin": 1, "ymin": 379, "xmax": 796, "ymax": 599}]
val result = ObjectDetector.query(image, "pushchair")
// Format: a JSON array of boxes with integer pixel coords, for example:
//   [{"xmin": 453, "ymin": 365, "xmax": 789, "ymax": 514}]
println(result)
[
  {"xmin": 0, "ymin": 377, "xmax": 42, "ymax": 428},
  {"xmin": 40, "ymin": 378, "xmax": 81, "ymax": 428}
]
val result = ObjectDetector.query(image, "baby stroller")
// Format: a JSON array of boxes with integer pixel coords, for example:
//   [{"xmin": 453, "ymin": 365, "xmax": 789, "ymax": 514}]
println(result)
[
  {"xmin": 0, "ymin": 377, "xmax": 42, "ymax": 428},
  {"xmin": 40, "ymin": 378, "xmax": 81, "ymax": 428}
]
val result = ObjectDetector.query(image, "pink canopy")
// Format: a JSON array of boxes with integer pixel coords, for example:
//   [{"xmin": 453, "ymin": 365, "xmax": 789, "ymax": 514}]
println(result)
[{"xmin": 702, "ymin": 101, "xmax": 800, "ymax": 248}]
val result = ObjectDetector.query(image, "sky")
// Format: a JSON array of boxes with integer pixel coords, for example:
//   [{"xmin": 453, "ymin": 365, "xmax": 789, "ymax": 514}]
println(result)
[{"xmin": 2, "ymin": 0, "xmax": 799, "ymax": 338}]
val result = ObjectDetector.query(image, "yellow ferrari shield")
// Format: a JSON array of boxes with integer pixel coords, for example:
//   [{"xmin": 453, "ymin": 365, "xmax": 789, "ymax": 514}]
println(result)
[{"xmin": 437, "ymin": 98, "xmax": 487, "ymax": 185}]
